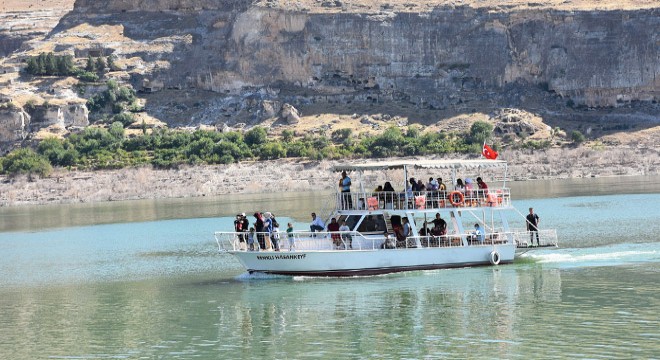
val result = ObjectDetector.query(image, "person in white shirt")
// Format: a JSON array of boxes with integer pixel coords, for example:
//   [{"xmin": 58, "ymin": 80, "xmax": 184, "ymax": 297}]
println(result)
[
  {"xmin": 339, "ymin": 220, "xmax": 352, "ymax": 249},
  {"xmin": 310, "ymin": 212, "xmax": 325, "ymax": 233}
]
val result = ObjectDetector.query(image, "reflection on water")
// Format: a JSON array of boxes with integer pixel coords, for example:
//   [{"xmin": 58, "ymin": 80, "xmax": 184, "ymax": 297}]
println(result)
[{"xmin": 2, "ymin": 255, "xmax": 658, "ymax": 359}]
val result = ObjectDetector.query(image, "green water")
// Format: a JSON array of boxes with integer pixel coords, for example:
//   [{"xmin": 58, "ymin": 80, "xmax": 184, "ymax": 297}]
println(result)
[{"xmin": 0, "ymin": 176, "xmax": 659, "ymax": 359}]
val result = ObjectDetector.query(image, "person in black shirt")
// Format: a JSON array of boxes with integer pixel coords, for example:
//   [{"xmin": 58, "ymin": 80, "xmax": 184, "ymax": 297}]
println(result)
[
  {"xmin": 526, "ymin": 207, "xmax": 540, "ymax": 246},
  {"xmin": 431, "ymin": 213, "xmax": 447, "ymax": 236}
]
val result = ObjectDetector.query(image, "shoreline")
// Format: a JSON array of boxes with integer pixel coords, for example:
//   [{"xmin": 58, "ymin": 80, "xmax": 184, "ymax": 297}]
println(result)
[{"xmin": 1, "ymin": 147, "xmax": 658, "ymax": 207}]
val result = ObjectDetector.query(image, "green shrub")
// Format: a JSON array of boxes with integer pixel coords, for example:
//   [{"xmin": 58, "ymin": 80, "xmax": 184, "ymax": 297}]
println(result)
[
  {"xmin": 1, "ymin": 148, "xmax": 53, "ymax": 179},
  {"xmin": 244, "ymin": 126, "xmax": 268, "ymax": 146},
  {"xmin": 571, "ymin": 130, "xmax": 586, "ymax": 144}
]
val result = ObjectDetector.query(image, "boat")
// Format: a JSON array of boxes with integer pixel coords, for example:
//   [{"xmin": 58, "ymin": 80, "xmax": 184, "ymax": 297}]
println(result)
[{"xmin": 215, "ymin": 159, "xmax": 558, "ymax": 276}]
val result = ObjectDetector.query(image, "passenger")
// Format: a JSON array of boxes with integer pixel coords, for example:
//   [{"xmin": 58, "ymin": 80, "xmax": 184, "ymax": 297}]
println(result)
[
  {"xmin": 426, "ymin": 177, "xmax": 438, "ymax": 191},
  {"xmin": 437, "ymin": 178, "xmax": 447, "ymax": 192},
  {"xmin": 418, "ymin": 221, "xmax": 429, "ymax": 236},
  {"xmin": 327, "ymin": 217, "xmax": 342, "ymax": 249},
  {"xmin": 339, "ymin": 219, "xmax": 352, "ymax": 249},
  {"xmin": 402, "ymin": 217, "xmax": 411, "ymax": 238},
  {"xmin": 234, "ymin": 214, "xmax": 244, "ymax": 241},
  {"xmin": 310, "ymin": 212, "xmax": 325, "ymax": 234},
  {"xmin": 526, "ymin": 207, "xmax": 541, "ymax": 246},
  {"xmin": 264, "ymin": 212, "xmax": 279, "ymax": 251},
  {"xmin": 247, "ymin": 227, "xmax": 256, "ymax": 251},
  {"xmin": 240, "ymin": 213, "xmax": 249, "ymax": 242},
  {"xmin": 286, "ymin": 222, "xmax": 295, "ymax": 251},
  {"xmin": 409, "ymin": 178, "xmax": 418, "ymax": 193},
  {"xmin": 455, "ymin": 178, "xmax": 465, "ymax": 192},
  {"xmin": 383, "ymin": 181, "xmax": 395, "ymax": 192},
  {"xmin": 473, "ymin": 223, "xmax": 485, "ymax": 243},
  {"xmin": 381, "ymin": 231, "xmax": 396, "ymax": 249},
  {"xmin": 339, "ymin": 170, "xmax": 353, "ymax": 209},
  {"xmin": 476, "ymin": 177, "xmax": 489, "ymax": 197},
  {"xmin": 464, "ymin": 178, "xmax": 474, "ymax": 199},
  {"xmin": 431, "ymin": 213, "xmax": 447, "ymax": 236},
  {"xmin": 430, "ymin": 222, "xmax": 444, "ymax": 237},
  {"xmin": 416, "ymin": 179, "xmax": 425, "ymax": 192},
  {"xmin": 383, "ymin": 181, "xmax": 396, "ymax": 208},
  {"xmin": 270, "ymin": 213, "xmax": 281, "ymax": 251},
  {"xmin": 254, "ymin": 212, "xmax": 266, "ymax": 250}
]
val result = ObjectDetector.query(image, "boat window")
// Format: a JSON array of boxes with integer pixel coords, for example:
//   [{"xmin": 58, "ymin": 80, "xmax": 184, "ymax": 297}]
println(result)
[
  {"xmin": 337, "ymin": 215, "xmax": 361, "ymax": 230},
  {"xmin": 357, "ymin": 214, "xmax": 387, "ymax": 233}
]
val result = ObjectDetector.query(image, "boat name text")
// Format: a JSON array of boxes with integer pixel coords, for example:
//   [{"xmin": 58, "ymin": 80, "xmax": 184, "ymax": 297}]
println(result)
[{"xmin": 256, "ymin": 254, "xmax": 307, "ymax": 260}]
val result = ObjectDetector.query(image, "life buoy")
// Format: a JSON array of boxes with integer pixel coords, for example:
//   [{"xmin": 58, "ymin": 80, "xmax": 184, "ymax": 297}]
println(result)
[
  {"xmin": 448, "ymin": 191, "xmax": 464, "ymax": 206},
  {"xmin": 489, "ymin": 251, "xmax": 500, "ymax": 265}
]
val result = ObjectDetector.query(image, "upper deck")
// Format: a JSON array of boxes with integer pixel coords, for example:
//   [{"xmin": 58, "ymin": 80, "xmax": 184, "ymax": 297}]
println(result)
[{"xmin": 331, "ymin": 159, "xmax": 511, "ymax": 213}]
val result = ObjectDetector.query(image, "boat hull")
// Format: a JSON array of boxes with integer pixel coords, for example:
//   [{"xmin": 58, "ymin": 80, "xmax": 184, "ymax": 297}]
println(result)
[{"xmin": 228, "ymin": 244, "xmax": 515, "ymax": 277}]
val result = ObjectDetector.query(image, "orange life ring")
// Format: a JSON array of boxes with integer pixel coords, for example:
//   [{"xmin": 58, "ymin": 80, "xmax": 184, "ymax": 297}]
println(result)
[{"xmin": 448, "ymin": 191, "xmax": 464, "ymax": 206}]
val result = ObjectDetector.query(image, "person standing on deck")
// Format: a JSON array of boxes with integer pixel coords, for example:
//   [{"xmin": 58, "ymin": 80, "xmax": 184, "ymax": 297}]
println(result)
[
  {"xmin": 339, "ymin": 171, "xmax": 353, "ymax": 209},
  {"xmin": 526, "ymin": 207, "xmax": 541, "ymax": 246}
]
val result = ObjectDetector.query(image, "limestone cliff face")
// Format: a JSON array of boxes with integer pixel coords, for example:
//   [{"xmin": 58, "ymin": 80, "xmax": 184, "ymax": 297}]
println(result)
[
  {"xmin": 0, "ymin": 108, "xmax": 30, "ymax": 142},
  {"xmin": 62, "ymin": 1, "xmax": 658, "ymax": 111}
]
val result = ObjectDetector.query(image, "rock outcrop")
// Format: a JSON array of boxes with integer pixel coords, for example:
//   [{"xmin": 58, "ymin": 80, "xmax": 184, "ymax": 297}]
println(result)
[
  {"xmin": 56, "ymin": 1, "xmax": 658, "ymax": 109},
  {"xmin": 0, "ymin": 0, "xmax": 658, "ymax": 145}
]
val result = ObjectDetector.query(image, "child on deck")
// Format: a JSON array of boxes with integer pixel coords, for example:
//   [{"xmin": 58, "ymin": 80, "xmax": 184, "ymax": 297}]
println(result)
[
  {"xmin": 247, "ymin": 227, "xmax": 256, "ymax": 251},
  {"xmin": 286, "ymin": 223, "xmax": 295, "ymax": 251}
]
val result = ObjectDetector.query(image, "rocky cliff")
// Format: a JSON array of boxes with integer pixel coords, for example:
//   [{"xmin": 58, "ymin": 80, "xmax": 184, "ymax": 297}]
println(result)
[{"xmin": 0, "ymin": 0, "xmax": 658, "ymax": 146}]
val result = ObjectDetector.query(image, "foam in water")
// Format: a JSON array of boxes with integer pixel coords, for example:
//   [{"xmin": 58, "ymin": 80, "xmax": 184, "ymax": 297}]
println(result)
[{"xmin": 521, "ymin": 242, "xmax": 659, "ymax": 268}]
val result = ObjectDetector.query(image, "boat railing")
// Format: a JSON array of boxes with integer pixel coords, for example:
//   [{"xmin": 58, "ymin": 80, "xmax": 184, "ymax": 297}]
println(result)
[
  {"xmin": 335, "ymin": 188, "xmax": 511, "ymax": 211},
  {"xmin": 215, "ymin": 230, "xmax": 518, "ymax": 252},
  {"xmin": 510, "ymin": 228, "xmax": 558, "ymax": 248}
]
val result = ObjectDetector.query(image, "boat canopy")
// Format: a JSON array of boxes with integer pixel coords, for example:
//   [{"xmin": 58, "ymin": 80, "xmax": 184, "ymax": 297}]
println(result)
[{"xmin": 331, "ymin": 159, "xmax": 507, "ymax": 172}]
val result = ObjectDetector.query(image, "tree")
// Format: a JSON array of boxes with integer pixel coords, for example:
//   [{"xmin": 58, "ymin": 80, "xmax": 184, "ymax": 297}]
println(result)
[
  {"xmin": 95, "ymin": 57, "xmax": 106, "ymax": 72},
  {"xmin": 570, "ymin": 130, "xmax": 585, "ymax": 144},
  {"xmin": 1, "ymin": 148, "xmax": 53, "ymax": 179},
  {"xmin": 244, "ymin": 126, "xmax": 268, "ymax": 146},
  {"xmin": 469, "ymin": 121, "xmax": 493, "ymax": 145},
  {"xmin": 85, "ymin": 55, "xmax": 96, "ymax": 72}
]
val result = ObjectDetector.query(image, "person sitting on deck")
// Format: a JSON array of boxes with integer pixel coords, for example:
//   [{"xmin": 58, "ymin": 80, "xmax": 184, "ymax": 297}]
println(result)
[
  {"xmin": 431, "ymin": 213, "xmax": 447, "ymax": 236},
  {"xmin": 476, "ymin": 177, "xmax": 489, "ymax": 197},
  {"xmin": 472, "ymin": 223, "xmax": 485, "ymax": 243},
  {"xmin": 339, "ymin": 219, "xmax": 352, "ymax": 249},
  {"xmin": 310, "ymin": 212, "xmax": 325, "ymax": 234},
  {"xmin": 327, "ymin": 217, "xmax": 342, "ymax": 248}
]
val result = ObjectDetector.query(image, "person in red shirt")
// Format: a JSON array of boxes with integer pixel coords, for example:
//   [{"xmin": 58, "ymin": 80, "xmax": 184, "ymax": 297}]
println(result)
[
  {"xmin": 476, "ymin": 177, "xmax": 489, "ymax": 198},
  {"xmin": 327, "ymin": 217, "xmax": 342, "ymax": 248}
]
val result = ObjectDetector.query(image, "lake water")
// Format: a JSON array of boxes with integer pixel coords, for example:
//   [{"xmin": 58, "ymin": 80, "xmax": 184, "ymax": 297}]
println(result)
[{"xmin": 0, "ymin": 176, "xmax": 659, "ymax": 359}]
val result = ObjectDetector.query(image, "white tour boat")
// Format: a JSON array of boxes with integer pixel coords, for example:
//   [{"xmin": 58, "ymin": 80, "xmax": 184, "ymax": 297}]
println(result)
[{"xmin": 215, "ymin": 159, "xmax": 558, "ymax": 276}]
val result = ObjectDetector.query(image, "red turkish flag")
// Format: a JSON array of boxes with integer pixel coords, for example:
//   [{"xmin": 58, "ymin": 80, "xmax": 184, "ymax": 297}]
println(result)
[{"xmin": 482, "ymin": 144, "xmax": 498, "ymax": 160}]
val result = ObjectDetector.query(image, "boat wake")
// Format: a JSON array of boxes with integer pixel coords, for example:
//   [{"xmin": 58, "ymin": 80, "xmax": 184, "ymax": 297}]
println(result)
[{"xmin": 519, "ymin": 242, "xmax": 660, "ymax": 268}]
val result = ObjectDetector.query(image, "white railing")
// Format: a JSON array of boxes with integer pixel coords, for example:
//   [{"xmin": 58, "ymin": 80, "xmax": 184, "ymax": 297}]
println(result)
[
  {"xmin": 336, "ymin": 188, "xmax": 511, "ymax": 211},
  {"xmin": 215, "ymin": 230, "xmax": 517, "ymax": 252},
  {"xmin": 511, "ymin": 228, "xmax": 558, "ymax": 248}
]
